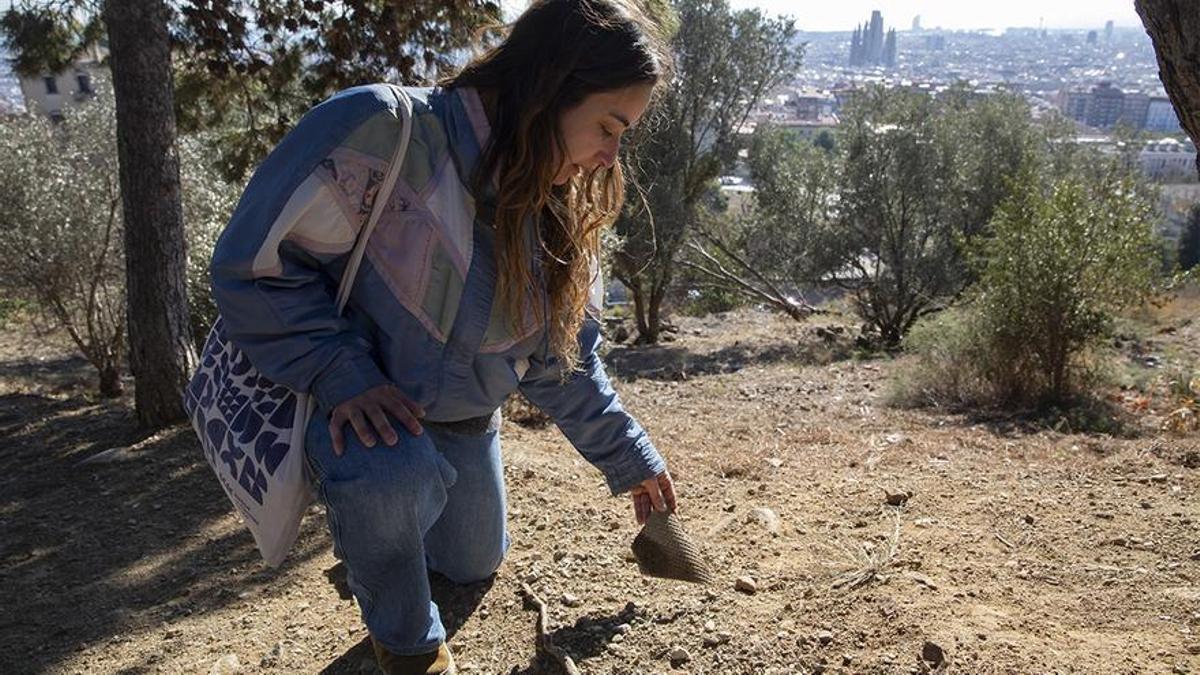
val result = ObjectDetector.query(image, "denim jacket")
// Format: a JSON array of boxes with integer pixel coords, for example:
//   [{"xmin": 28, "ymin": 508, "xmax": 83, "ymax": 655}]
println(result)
[{"xmin": 210, "ymin": 83, "xmax": 664, "ymax": 495}]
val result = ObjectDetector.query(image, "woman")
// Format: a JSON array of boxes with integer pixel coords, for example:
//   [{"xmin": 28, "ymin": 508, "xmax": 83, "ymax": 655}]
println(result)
[{"xmin": 210, "ymin": 0, "xmax": 675, "ymax": 672}]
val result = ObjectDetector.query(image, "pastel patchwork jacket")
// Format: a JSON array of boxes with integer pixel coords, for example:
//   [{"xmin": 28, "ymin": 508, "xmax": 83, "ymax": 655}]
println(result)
[{"xmin": 210, "ymin": 83, "xmax": 665, "ymax": 495}]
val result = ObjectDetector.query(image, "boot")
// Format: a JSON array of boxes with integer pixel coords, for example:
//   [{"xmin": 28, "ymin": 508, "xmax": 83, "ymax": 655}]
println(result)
[{"xmin": 371, "ymin": 637, "xmax": 456, "ymax": 675}]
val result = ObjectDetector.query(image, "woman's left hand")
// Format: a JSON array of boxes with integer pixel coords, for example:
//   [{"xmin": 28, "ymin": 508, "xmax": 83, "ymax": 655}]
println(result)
[{"xmin": 630, "ymin": 470, "xmax": 677, "ymax": 525}]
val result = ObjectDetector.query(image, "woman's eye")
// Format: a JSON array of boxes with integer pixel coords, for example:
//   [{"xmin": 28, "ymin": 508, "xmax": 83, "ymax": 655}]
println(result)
[{"xmin": 600, "ymin": 125, "xmax": 615, "ymax": 139}]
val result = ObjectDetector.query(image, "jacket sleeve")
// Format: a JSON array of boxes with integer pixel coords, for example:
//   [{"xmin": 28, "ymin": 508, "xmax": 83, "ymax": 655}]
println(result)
[
  {"xmin": 517, "ymin": 270, "xmax": 666, "ymax": 496},
  {"xmin": 210, "ymin": 86, "xmax": 401, "ymax": 411}
]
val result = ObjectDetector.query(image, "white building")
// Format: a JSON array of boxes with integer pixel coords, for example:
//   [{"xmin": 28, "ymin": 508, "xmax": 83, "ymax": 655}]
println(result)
[
  {"xmin": 1139, "ymin": 138, "xmax": 1197, "ymax": 182},
  {"xmin": 18, "ymin": 44, "xmax": 106, "ymax": 120}
]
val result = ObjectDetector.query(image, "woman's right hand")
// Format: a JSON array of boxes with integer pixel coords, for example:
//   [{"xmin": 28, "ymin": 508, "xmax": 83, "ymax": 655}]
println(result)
[{"xmin": 328, "ymin": 384, "xmax": 425, "ymax": 456}]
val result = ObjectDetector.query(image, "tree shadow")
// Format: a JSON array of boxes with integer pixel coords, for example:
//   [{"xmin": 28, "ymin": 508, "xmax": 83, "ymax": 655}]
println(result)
[
  {"xmin": 0, "ymin": 389, "xmax": 330, "ymax": 674},
  {"xmin": 507, "ymin": 602, "xmax": 642, "ymax": 675},
  {"xmin": 603, "ymin": 334, "xmax": 859, "ymax": 382},
  {"xmin": 317, "ymin": 563, "xmax": 496, "ymax": 674}
]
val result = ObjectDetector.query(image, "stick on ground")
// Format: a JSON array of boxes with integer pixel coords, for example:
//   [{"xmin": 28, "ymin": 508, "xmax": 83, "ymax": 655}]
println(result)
[{"xmin": 519, "ymin": 583, "xmax": 581, "ymax": 675}]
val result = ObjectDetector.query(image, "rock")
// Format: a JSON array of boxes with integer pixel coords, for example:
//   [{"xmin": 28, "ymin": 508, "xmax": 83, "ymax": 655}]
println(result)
[
  {"xmin": 921, "ymin": 640, "xmax": 946, "ymax": 666},
  {"xmin": 909, "ymin": 573, "xmax": 939, "ymax": 591},
  {"xmin": 207, "ymin": 654, "xmax": 240, "ymax": 675},
  {"xmin": 735, "ymin": 576, "xmax": 758, "ymax": 594},
  {"xmin": 1022, "ymin": 514, "xmax": 1035, "ymax": 525},
  {"xmin": 668, "ymin": 646, "xmax": 691, "ymax": 666},
  {"xmin": 703, "ymin": 619, "xmax": 716, "ymax": 632},
  {"xmin": 561, "ymin": 592, "xmax": 581, "ymax": 608},
  {"xmin": 884, "ymin": 490, "xmax": 912, "ymax": 507},
  {"xmin": 817, "ymin": 630, "xmax": 834, "ymax": 645},
  {"xmin": 766, "ymin": 457, "xmax": 783, "ymax": 468},
  {"xmin": 842, "ymin": 654, "xmax": 854, "ymax": 666},
  {"xmin": 702, "ymin": 635, "xmax": 722, "ymax": 648},
  {"xmin": 614, "ymin": 623, "xmax": 631, "ymax": 634},
  {"xmin": 747, "ymin": 507, "xmax": 781, "ymax": 534}
]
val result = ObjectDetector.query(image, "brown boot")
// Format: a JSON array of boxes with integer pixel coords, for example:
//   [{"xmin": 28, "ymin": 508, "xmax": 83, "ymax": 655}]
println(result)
[{"xmin": 371, "ymin": 637, "xmax": 456, "ymax": 675}]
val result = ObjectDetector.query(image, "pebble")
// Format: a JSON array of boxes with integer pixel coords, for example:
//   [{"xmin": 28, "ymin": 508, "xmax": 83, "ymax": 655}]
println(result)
[
  {"xmin": 561, "ymin": 592, "xmax": 581, "ymax": 608},
  {"xmin": 885, "ymin": 490, "xmax": 911, "ymax": 507},
  {"xmin": 922, "ymin": 640, "xmax": 946, "ymax": 665},
  {"xmin": 735, "ymin": 576, "xmax": 758, "ymax": 594},
  {"xmin": 748, "ymin": 507, "xmax": 781, "ymax": 534},
  {"xmin": 817, "ymin": 630, "xmax": 834, "ymax": 645},
  {"xmin": 703, "ymin": 619, "xmax": 716, "ymax": 632},
  {"xmin": 207, "ymin": 654, "xmax": 240, "ymax": 675},
  {"xmin": 668, "ymin": 646, "xmax": 691, "ymax": 666},
  {"xmin": 842, "ymin": 654, "xmax": 854, "ymax": 666},
  {"xmin": 614, "ymin": 623, "xmax": 631, "ymax": 634}
]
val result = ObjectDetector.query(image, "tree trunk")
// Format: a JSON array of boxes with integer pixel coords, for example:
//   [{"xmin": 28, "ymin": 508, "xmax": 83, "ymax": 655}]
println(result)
[
  {"xmin": 99, "ymin": 363, "xmax": 124, "ymax": 398},
  {"xmin": 103, "ymin": 0, "xmax": 196, "ymax": 427},
  {"xmin": 1136, "ymin": 0, "xmax": 1200, "ymax": 177}
]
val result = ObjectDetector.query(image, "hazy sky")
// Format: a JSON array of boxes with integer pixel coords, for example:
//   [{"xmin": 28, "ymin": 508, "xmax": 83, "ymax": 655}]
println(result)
[
  {"xmin": 498, "ymin": 0, "xmax": 1143, "ymax": 32},
  {"xmin": 0, "ymin": 0, "xmax": 1145, "ymax": 34}
]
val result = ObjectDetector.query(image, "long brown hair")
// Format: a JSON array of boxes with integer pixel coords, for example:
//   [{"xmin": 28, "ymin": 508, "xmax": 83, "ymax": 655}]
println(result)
[{"xmin": 441, "ymin": 0, "xmax": 671, "ymax": 373}]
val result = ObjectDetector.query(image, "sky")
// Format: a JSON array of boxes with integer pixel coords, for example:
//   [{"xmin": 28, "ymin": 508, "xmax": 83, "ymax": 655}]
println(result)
[
  {"xmin": 498, "ymin": 0, "xmax": 1144, "ymax": 32},
  {"xmin": 0, "ymin": 0, "xmax": 1145, "ymax": 34}
]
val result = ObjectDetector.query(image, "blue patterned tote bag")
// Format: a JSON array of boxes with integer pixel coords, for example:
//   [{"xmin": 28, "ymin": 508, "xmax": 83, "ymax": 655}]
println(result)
[{"xmin": 183, "ymin": 86, "xmax": 414, "ymax": 567}]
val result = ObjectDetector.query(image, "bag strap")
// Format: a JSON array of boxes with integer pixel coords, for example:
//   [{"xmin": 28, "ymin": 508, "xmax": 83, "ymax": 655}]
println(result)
[{"xmin": 333, "ymin": 85, "xmax": 415, "ymax": 314}]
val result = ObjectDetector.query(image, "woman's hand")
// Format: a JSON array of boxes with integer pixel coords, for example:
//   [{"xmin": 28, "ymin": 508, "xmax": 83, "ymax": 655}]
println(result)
[
  {"xmin": 328, "ymin": 384, "xmax": 425, "ymax": 456},
  {"xmin": 630, "ymin": 470, "xmax": 677, "ymax": 525}
]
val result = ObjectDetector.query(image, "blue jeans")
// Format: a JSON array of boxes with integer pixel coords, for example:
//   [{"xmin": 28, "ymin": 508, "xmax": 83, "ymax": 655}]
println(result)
[{"xmin": 305, "ymin": 410, "xmax": 510, "ymax": 656}]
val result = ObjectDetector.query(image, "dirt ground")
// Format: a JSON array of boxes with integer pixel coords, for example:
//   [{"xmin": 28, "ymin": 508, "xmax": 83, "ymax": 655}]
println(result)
[{"xmin": 2, "ymin": 296, "xmax": 1199, "ymax": 675}]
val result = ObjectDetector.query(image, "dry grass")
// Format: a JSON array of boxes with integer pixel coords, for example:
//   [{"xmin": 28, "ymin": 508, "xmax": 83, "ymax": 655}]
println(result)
[{"xmin": 825, "ymin": 511, "xmax": 903, "ymax": 591}]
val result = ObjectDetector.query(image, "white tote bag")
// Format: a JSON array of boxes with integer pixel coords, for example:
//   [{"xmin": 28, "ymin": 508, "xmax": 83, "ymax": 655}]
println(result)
[{"xmin": 183, "ymin": 85, "xmax": 414, "ymax": 567}]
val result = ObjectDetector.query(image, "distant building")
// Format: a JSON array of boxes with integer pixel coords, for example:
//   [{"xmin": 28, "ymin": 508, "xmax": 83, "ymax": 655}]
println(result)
[
  {"xmin": 849, "ymin": 10, "xmax": 894, "ymax": 68},
  {"xmin": 911, "ymin": 15, "xmax": 921, "ymax": 32},
  {"xmin": 1087, "ymin": 81, "xmax": 1124, "ymax": 128},
  {"xmin": 18, "ymin": 44, "xmax": 106, "ymax": 120},
  {"xmin": 792, "ymin": 89, "xmax": 837, "ymax": 121},
  {"xmin": 1140, "ymin": 138, "xmax": 1197, "ymax": 181},
  {"xmin": 1146, "ymin": 97, "xmax": 1183, "ymax": 132},
  {"xmin": 1105, "ymin": 20, "xmax": 1115, "ymax": 44},
  {"xmin": 1058, "ymin": 82, "xmax": 1167, "ymax": 131}
]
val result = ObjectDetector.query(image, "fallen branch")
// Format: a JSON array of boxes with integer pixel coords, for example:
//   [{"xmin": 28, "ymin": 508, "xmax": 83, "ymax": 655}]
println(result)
[
  {"xmin": 994, "ymin": 532, "xmax": 1016, "ymax": 550},
  {"xmin": 519, "ymin": 583, "xmax": 580, "ymax": 675}
]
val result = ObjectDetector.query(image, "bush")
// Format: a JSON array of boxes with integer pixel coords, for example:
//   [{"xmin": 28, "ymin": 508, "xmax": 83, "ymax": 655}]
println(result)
[
  {"xmin": 179, "ymin": 133, "xmax": 241, "ymax": 346},
  {"xmin": 0, "ymin": 78, "xmax": 239, "ymax": 396},
  {"xmin": 0, "ymin": 84, "xmax": 126, "ymax": 396},
  {"xmin": 895, "ymin": 161, "xmax": 1162, "ymax": 410}
]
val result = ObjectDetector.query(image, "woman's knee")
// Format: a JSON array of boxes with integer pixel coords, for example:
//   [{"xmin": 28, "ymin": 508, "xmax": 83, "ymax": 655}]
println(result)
[{"xmin": 434, "ymin": 533, "xmax": 508, "ymax": 584}]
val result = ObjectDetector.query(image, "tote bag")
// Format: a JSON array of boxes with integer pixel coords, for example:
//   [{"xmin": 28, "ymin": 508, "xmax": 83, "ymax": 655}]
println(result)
[{"xmin": 183, "ymin": 85, "xmax": 414, "ymax": 567}]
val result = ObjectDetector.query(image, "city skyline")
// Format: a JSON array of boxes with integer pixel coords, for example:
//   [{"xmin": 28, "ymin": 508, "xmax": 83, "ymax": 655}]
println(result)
[{"xmin": 728, "ymin": 1, "xmax": 1142, "ymax": 32}]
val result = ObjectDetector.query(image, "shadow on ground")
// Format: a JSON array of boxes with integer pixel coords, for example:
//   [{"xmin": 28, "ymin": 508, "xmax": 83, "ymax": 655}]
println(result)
[{"xmin": 0, "ymin": 384, "xmax": 328, "ymax": 673}]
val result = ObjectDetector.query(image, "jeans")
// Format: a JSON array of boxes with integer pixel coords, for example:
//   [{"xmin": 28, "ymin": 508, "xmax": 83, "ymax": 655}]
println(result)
[{"xmin": 305, "ymin": 409, "xmax": 509, "ymax": 656}]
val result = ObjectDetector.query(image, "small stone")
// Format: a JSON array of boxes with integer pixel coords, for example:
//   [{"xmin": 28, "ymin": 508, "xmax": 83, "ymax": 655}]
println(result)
[
  {"xmin": 1022, "ymin": 514, "xmax": 1035, "ymax": 525},
  {"xmin": 922, "ymin": 640, "xmax": 946, "ymax": 665},
  {"xmin": 885, "ymin": 490, "xmax": 911, "ymax": 507},
  {"xmin": 817, "ymin": 630, "xmax": 834, "ymax": 646},
  {"xmin": 561, "ymin": 593, "xmax": 581, "ymax": 608},
  {"xmin": 207, "ymin": 654, "xmax": 240, "ymax": 675},
  {"xmin": 610, "ymin": 633, "xmax": 624, "ymax": 643},
  {"xmin": 614, "ymin": 623, "xmax": 631, "ymax": 634},
  {"xmin": 703, "ymin": 620, "xmax": 716, "ymax": 632},
  {"xmin": 668, "ymin": 646, "xmax": 691, "ymax": 666},
  {"xmin": 717, "ymin": 631, "xmax": 733, "ymax": 644},
  {"xmin": 842, "ymin": 654, "xmax": 854, "ymax": 666},
  {"xmin": 747, "ymin": 507, "xmax": 781, "ymax": 534},
  {"xmin": 735, "ymin": 576, "xmax": 758, "ymax": 594},
  {"xmin": 702, "ymin": 635, "xmax": 722, "ymax": 648}
]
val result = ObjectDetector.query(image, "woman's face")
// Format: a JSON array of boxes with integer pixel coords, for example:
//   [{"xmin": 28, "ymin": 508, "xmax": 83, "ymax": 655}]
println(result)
[{"xmin": 553, "ymin": 81, "xmax": 655, "ymax": 186}]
